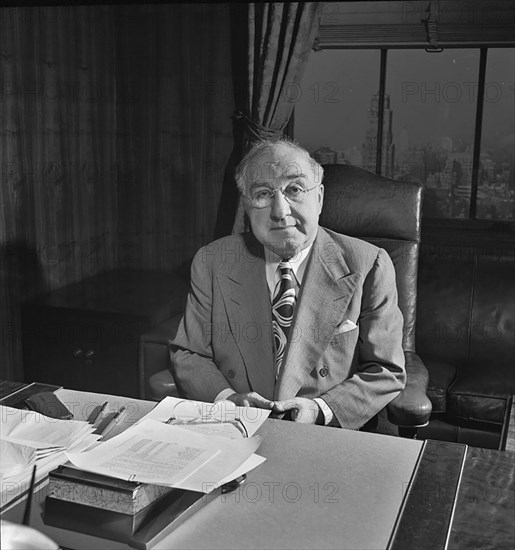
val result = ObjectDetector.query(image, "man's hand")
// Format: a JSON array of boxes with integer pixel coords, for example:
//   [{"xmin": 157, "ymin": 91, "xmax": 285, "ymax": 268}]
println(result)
[
  {"xmin": 226, "ymin": 392, "xmax": 275, "ymax": 409},
  {"xmin": 272, "ymin": 398, "xmax": 323, "ymax": 424}
]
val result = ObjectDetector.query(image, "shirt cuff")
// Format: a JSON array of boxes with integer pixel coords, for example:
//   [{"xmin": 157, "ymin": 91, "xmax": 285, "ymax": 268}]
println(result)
[
  {"xmin": 314, "ymin": 398, "xmax": 334, "ymax": 425},
  {"xmin": 214, "ymin": 388, "xmax": 236, "ymax": 402}
]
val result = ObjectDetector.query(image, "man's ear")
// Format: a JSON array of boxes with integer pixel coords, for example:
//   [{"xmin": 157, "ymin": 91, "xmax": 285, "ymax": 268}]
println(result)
[{"xmin": 317, "ymin": 184, "xmax": 325, "ymax": 211}]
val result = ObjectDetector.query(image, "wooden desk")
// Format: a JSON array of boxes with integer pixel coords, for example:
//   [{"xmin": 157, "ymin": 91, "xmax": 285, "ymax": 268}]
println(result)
[
  {"xmin": 2, "ymin": 389, "xmax": 514, "ymax": 550},
  {"xmin": 449, "ymin": 447, "xmax": 515, "ymax": 548}
]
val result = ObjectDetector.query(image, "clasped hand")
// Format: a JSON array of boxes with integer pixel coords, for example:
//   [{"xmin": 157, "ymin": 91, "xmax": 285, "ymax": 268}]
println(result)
[{"xmin": 226, "ymin": 392, "xmax": 322, "ymax": 424}]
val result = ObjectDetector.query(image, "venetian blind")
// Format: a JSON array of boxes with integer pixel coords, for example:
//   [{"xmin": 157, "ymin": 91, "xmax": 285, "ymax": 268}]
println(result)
[{"xmin": 316, "ymin": 1, "xmax": 515, "ymax": 49}]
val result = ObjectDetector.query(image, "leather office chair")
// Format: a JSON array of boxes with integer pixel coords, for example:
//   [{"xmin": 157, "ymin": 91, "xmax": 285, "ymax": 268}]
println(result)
[
  {"xmin": 319, "ymin": 164, "xmax": 432, "ymax": 436},
  {"xmin": 147, "ymin": 163, "xmax": 432, "ymax": 436}
]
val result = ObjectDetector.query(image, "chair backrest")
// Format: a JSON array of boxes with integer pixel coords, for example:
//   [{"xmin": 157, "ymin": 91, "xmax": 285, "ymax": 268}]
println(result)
[{"xmin": 319, "ymin": 164, "xmax": 423, "ymax": 353}]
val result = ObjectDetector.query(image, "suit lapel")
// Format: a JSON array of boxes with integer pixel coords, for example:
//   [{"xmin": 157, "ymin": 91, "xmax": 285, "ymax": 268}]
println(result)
[
  {"xmin": 275, "ymin": 228, "xmax": 360, "ymax": 401},
  {"xmin": 216, "ymin": 235, "xmax": 276, "ymax": 399}
]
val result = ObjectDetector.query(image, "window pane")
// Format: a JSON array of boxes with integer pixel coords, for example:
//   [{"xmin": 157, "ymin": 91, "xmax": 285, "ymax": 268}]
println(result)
[
  {"xmin": 294, "ymin": 50, "xmax": 380, "ymax": 167},
  {"xmin": 385, "ymin": 49, "xmax": 480, "ymax": 219},
  {"xmin": 477, "ymin": 49, "xmax": 515, "ymax": 221}
]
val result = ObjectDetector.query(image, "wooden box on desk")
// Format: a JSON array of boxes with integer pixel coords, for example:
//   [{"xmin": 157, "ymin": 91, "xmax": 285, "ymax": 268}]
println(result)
[
  {"xmin": 43, "ymin": 466, "xmax": 213, "ymax": 549},
  {"xmin": 21, "ymin": 269, "xmax": 189, "ymax": 398},
  {"xmin": 46, "ymin": 465, "xmax": 174, "ymax": 514}
]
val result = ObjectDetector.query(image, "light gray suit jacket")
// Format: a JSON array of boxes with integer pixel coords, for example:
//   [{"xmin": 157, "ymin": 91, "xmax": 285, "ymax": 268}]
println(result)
[{"xmin": 171, "ymin": 227, "xmax": 406, "ymax": 429}]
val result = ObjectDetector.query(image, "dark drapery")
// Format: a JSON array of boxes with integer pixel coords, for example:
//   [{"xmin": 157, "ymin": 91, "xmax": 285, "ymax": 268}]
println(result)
[
  {"xmin": 214, "ymin": 2, "xmax": 321, "ymax": 237},
  {"xmin": 1, "ymin": 4, "xmax": 233, "ymax": 381}
]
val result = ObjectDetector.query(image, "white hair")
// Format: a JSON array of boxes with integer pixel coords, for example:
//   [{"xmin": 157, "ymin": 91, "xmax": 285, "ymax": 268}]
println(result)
[{"xmin": 234, "ymin": 138, "xmax": 324, "ymax": 195}]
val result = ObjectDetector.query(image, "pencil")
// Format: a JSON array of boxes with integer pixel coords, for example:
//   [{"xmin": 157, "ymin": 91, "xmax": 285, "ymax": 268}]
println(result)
[
  {"xmin": 22, "ymin": 464, "xmax": 37, "ymax": 525},
  {"xmin": 87, "ymin": 401, "xmax": 109, "ymax": 425},
  {"xmin": 100, "ymin": 406, "xmax": 127, "ymax": 438},
  {"xmin": 93, "ymin": 401, "xmax": 109, "ymax": 426}
]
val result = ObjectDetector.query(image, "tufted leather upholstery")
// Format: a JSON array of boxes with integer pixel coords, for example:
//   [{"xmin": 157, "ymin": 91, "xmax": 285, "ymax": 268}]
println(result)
[
  {"xmin": 319, "ymin": 164, "xmax": 432, "ymax": 429},
  {"xmin": 415, "ymin": 242, "xmax": 515, "ymax": 447}
]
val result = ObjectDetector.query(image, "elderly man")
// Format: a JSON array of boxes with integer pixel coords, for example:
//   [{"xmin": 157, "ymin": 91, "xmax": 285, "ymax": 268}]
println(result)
[{"xmin": 171, "ymin": 138, "xmax": 406, "ymax": 429}]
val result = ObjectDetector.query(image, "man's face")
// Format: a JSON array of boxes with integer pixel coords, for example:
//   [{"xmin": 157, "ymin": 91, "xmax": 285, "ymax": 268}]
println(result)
[{"xmin": 243, "ymin": 145, "xmax": 324, "ymax": 259}]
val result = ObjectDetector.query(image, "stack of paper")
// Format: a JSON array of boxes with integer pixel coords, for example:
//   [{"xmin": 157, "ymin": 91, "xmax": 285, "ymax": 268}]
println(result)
[
  {"xmin": 0, "ymin": 440, "xmax": 36, "ymax": 479},
  {"xmin": 66, "ymin": 397, "xmax": 270, "ymax": 493},
  {"xmin": 0, "ymin": 405, "xmax": 99, "ymax": 509}
]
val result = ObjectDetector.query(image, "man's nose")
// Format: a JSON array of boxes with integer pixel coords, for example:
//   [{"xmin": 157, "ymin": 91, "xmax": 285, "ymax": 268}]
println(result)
[{"xmin": 270, "ymin": 189, "xmax": 291, "ymax": 219}]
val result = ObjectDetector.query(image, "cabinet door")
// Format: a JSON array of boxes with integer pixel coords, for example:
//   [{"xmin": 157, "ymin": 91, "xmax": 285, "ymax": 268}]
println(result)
[
  {"xmin": 22, "ymin": 305, "xmax": 86, "ymax": 391},
  {"xmin": 80, "ymin": 314, "xmax": 143, "ymax": 398},
  {"xmin": 22, "ymin": 306, "xmax": 146, "ymax": 398}
]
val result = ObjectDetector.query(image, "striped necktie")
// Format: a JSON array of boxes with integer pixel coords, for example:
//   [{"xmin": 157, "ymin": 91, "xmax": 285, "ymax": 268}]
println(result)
[{"xmin": 272, "ymin": 261, "xmax": 296, "ymax": 372}]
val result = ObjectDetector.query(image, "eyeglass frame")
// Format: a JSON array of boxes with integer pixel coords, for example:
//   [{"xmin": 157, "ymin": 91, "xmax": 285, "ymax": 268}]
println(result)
[
  {"xmin": 242, "ymin": 183, "xmax": 321, "ymax": 208},
  {"xmin": 165, "ymin": 400, "xmax": 248, "ymax": 437}
]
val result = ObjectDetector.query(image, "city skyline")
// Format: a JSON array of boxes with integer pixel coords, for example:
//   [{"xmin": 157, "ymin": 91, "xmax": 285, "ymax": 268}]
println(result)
[
  {"xmin": 295, "ymin": 49, "xmax": 514, "ymax": 158},
  {"xmin": 308, "ymin": 90, "xmax": 514, "ymax": 220}
]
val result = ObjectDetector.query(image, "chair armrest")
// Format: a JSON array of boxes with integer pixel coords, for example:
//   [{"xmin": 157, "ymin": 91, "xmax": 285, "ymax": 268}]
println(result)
[
  {"xmin": 387, "ymin": 351, "xmax": 432, "ymax": 427},
  {"xmin": 149, "ymin": 369, "xmax": 179, "ymax": 401},
  {"xmin": 139, "ymin": 314, "xmax": 183, "ymax": 400}
]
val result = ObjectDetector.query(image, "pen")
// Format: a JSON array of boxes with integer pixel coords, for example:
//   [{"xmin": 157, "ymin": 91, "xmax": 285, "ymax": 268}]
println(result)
[
  {"xmin": 88, "ymin": 401, "xmax": 109, "ymax": 425},
  {"xmin": 100, "ymin": 406, "xmax": 127, "ymax": 438}
]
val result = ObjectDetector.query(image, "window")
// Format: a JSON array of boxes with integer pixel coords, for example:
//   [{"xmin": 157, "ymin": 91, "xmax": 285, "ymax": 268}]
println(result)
[
  {"xmin": 478, "ymin": 49, "xmax": 514, "ymax": 220},
  {"xmin": 294, "ymin": 50, "xmax": 380, "ymax": 167},
  {"xmin": 293, "ymin": 1, "xmax": 515, "ymax": 222},
  {"xmin": 386, "ymin": 48, "xmax": 480, "ymax": 219}
]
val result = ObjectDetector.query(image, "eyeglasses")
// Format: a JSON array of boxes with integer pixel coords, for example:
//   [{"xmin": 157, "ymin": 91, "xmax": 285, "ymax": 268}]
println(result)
[
  {"xmin": 165, "ymin": 400, "xmax": 248, "ymax": 438},
  {"xmin": 244, "ymin": 183, "xmax": 320, "ymax": 208}
]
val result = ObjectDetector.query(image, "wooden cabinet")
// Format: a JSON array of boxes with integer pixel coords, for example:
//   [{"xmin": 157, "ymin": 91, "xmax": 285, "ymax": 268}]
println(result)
[{"xmin": 21, "ymin": 269, "xmax": 189, "ymax": 398}]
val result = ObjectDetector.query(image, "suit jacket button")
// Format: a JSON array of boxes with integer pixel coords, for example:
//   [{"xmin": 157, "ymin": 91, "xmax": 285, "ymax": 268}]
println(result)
[
  {"xmin": 319, "ymin": 367, "xmax": 329, "ymax": 377},
  {"xmin": 227, "ymin": 370, "xmax": 235, "ymax": 379}
]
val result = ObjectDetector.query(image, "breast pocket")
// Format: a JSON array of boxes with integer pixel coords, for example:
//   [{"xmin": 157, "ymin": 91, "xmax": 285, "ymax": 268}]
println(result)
[{"xmin": 327, "ymin": 325, "xmax": 358, "ymax": 348}]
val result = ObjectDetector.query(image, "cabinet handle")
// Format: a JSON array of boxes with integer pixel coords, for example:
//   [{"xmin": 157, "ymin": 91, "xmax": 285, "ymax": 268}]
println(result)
[
  {"xmin": 85, "ymin": 349, "xmax": 95, "ymax": 359},
  {"xmin": 72, "ymin": 348, "xmax": 83, "ymax": 358}
]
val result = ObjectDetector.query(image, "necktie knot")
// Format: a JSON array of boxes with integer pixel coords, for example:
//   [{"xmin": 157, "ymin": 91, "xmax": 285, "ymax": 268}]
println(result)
[{"xmin": 278, "ymin": 260, "xmax": 293, "ymax": 283}]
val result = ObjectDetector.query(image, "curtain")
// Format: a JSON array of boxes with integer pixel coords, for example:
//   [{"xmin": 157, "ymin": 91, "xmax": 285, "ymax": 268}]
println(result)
[
  {"xmin": 214, "ymin": 2, "xmax": 321, "ymax": 237},
  {"xmin": 0, "ymin": 4, "xmax": 234, "ymax": 381},
  {"xmin": 0, "ymin": 5, "xmax": 118, "ymax": 381}
]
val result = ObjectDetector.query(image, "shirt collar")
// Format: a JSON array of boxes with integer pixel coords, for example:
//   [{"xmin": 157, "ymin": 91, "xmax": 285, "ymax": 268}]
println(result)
[{"xmin": 264, "ymin": 242, "xmax": 313, "ymax": 292}]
